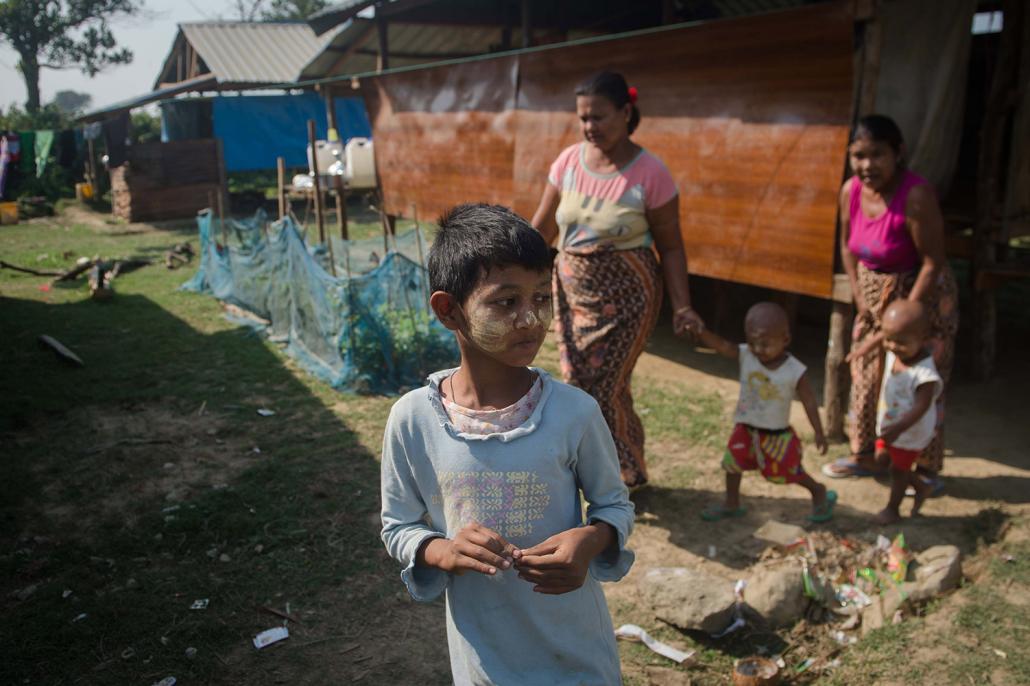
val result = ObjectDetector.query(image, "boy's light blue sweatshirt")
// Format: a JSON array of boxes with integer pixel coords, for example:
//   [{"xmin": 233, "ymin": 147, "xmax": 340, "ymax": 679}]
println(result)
[{"xmin": 381, "ymin": 368, "xmax": 635, "ymax": 685}]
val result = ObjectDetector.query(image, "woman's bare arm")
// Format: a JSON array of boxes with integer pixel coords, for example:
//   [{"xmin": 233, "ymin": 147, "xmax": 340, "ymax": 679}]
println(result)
[
  {"xmin": 647, "ymin": 196, "xmax": 701, "ymax": 336},
  {"xmin": 530, "ymin": 183, "xmax": 561, "ymax": 246},
  {"xmin": 905, "ymin": 184, "xmax": 947, "ymax": 304}
]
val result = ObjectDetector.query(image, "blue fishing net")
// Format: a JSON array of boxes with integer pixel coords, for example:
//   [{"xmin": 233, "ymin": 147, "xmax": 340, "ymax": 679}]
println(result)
[{"xmin": 182, "ymin": 209, "xmax": 458, "ymax": 394}]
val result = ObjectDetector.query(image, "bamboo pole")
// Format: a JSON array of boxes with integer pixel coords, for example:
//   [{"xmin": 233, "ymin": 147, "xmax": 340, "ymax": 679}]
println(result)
[
  {"xmin": 307, "ymin": 120, "xmax": 325, "ymax": 245},
  {"xmin": 307, "ymin": 119, "xmax": 336, "ymax": 276},
  {"xmin": 334, "ymin": 177, "xmax": 348, "ymax": 241},
  {"xmin": 277, "ymin": 156, "xmax": 286, "ymax": 220},
  {"xmin": 216, "ymin": 189, "xmax": 227, "ymax": 248}
]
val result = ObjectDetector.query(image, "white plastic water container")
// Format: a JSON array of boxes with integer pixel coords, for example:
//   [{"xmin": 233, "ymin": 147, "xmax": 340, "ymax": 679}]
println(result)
[
  {"xmin": 343, "ymin": 137, "xmax": 376, "ymax": 189},
  {"xmin": 307, "ymin": 139, "xmax": 343, "ymax": 175}
]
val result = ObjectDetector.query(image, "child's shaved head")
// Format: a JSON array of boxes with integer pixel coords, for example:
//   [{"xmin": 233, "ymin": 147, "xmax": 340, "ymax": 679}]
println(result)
[
  {"xmin": 882, "ymin": 300, "xmax": 929, "ymax": 337},
  {"xmin": 744, "ymin": 302, "xmax": 789, "ymax": 336}
]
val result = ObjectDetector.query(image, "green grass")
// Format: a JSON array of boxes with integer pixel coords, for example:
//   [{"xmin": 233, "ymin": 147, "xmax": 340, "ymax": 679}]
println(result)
[
  {"xmin": 0, "ymin": 210, "xmax": 406, "ymax": 684},
  {"xmin": 637, "ymin": 381, "xmax": 725, "ymax": 448},
  {"xmin": 825, "ymin": 535, "xmax": 1030, "ymax": 685}
]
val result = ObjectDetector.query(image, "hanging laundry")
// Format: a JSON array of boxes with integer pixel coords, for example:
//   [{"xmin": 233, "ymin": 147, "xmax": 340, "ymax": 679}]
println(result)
[{"xmin": 34, "ymin": 130, "xmax": 55, "ymax": 177}]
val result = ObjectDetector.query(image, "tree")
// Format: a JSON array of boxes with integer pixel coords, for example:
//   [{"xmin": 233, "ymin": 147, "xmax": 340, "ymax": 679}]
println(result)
[
  {"xmin": 231, "ymin": 0, "xmax": 265, "ymax": 21},
  {"xmin": 262, "ymin": 0, "xmax": 328, "ymax": 20},
  {"xmin": 231, "ymin": 0, "xmax": 328, "ymax": 21},
  {"xmin": 130, "ymin": 110, "xmax": 161, "ymax": 144},
  {"xmin": 51, "ymin": 89, "xmax": 92, "ymax": 115},
  {"xmin": 0, "ymin": 0, "xmax": 140, "ymax": 113}
]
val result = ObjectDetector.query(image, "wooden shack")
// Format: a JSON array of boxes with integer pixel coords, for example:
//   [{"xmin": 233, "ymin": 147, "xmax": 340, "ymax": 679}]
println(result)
[
  {"xmin": 110, "ymin": 139, "xmax": 226, "ymax": 223},
  {"xmin": 321, "ymin": 0, "xmax": 1028, "ymax": 436}
]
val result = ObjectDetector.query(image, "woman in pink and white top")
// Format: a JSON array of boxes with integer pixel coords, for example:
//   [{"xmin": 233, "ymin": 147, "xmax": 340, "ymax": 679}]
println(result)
[
  {"xmin": 824, "ymin": 115, "xmax": 958, "ymax": 491},
  {"xmin": 531, "ymin": 71, "xmax": 700, "ymax": 489}
]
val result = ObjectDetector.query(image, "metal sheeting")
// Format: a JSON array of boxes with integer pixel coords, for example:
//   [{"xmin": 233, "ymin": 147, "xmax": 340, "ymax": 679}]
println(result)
[
  {"xmin": 363, "ymin": 2, "xmax": 854, "ymax": 299},
  {"xmin": 158, "ymin": 22, "xmax": 341, "ymax": 88},
  {"xmin": 300, "ymin": 19, "xmax": 507, "ymax": 80}
]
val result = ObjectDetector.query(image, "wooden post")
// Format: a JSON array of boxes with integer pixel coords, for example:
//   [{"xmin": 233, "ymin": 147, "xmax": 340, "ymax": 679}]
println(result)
[
  {"xmin": 824, "ymin": 275, "xmax": 855, "ymax": 442},
  {"xmin": 276, "ymin": 156, "xmax": 286, "ymax": 220},
  {"xmin": 216, "ymin": 187, "xmax": 227, "ymax": 248},
  {"xmin": 335, "ymin": 176, "xmax": 348, "ymax": 241},
  {"xmin": 308, "ymin": 119, "xmax": 336, "ymax": 276},
  {"xmin": 323, "ymin": 87, "xmax": 339, "ymax": 135},
  {"xmin": 520, "ymin": 0, "xmax": 532, "ymax": 48},
  {"xmin": 85, "ymin": 138, "xmax": 96, "ymax": 191},
  {"xmin": 972, "ymin": 0, "xmax": 1024, "ymax": 380},
  {"xmin": 215, "ymin": 137, "xmax": 228, "ymax": 231},
  {"xmin": 823, "ymin": 1, "xmax": 882, "ymax": 441},
  {"xmin": 380, "ymin": 208, "xmax": 396, "ymax": 254},
  {"xmin": 376, "ymin": 3, "xmax": 389, "ymax": 72},
  {"xmin": 307, "ymin": 119, "xmax": 326, "ymax": 245}
]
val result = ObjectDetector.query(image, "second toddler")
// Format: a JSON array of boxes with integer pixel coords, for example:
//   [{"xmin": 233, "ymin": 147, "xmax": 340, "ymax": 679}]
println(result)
[
  {"xmin": 850, "ymin": 300, "xmax": 942, "ymax": 524},
  {"xmin": 695, "ymin": 302, "xmax": 835, "ymax": 522}
]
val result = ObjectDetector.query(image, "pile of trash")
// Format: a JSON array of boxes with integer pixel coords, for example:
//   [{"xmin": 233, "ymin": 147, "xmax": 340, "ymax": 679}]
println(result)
[{"xmin": 640, "ymin": 520, "xmax": 963, "ymax": 641}]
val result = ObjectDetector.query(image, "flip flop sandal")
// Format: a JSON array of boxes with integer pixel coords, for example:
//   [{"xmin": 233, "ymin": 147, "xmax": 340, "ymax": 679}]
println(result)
[
  {"xmin": 700, "ymin": 505, "xmax": 747, "ymax": 522},
  {"xmin": 821, "ymin": 458, "xmax": 876, "ymax": 479},
  {"xmin": 807, "ymin": 490, "xmax": 838, "ymax": 523},
  {"xmin": 906, "ymin": 475, "xmax": 945, "ymax": 498}
]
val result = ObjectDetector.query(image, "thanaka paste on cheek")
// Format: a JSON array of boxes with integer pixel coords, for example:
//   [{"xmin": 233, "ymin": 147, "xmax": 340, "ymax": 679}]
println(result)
[
  {"xmin": 462, "ymin": 302, "xmax": 552, "ymax": 354},
  {"xmin": 464, "ymin": 304, "xmax": 518, "ymax": 353}
]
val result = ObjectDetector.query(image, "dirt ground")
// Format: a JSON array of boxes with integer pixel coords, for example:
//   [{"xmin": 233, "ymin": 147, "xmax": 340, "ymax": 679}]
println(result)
[
  {"xmin": 302, "ymin": 324, "xmax": 1030, "ymax": 685},
  {"xmin": 606, "ymin": 325, "xmax": 1030, "ymax": 684},
  {"xmin": 5, "ymin": 209, "xmax": 1029, "ymax": 685}
]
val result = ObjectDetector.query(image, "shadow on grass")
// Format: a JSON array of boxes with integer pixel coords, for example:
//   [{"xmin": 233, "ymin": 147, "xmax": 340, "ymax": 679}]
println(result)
[{"xmin": 0, "ymin": 294, "xmax": 448, "ymax": 685}]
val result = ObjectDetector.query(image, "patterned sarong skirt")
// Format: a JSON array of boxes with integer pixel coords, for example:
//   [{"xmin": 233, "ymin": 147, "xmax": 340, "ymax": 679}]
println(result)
[{"xmin": 553, "ymin": 247, "xmax": 662, "ymax": 488}]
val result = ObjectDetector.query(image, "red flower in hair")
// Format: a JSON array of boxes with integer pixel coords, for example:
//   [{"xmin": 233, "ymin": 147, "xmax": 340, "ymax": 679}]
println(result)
[{"xmin": 627, "ymin": 86, "xmax": 638, "ymax": 104}]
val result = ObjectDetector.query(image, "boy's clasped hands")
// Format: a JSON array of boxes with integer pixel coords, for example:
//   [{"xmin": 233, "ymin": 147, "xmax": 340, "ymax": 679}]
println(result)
[{"xmin": 419, "ymin": 521, "xmax": 614, "ymax": 594}]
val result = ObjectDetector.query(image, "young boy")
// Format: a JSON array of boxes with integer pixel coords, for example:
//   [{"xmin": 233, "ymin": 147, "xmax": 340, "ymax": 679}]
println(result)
[
  {"xmin": 380, "ymin": 203, "xmax": 635, "ymax": 685},
  {"xmin": 694, "ymin": 302, "xmax": 836, "ymax": 522},
  {"xmin": 849, "ymin": 300, "xmax": 942, "ymax": 524}
]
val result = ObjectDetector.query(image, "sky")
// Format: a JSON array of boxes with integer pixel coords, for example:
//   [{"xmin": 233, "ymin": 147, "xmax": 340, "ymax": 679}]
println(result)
[{"xmin": 0, "ymin": 0, "xmax": 244, "ymax": 113}]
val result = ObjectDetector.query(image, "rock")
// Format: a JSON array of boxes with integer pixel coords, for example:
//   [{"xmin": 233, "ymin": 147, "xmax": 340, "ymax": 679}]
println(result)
[
  {"xmin": 219, "ymin": 553, "xmax": 231, "ymax": 563},
  {"xmin": 909, "ymin": 545, "xmax": 962, "ymax": 601},
  {"xmin": 185, "ymin": 646, "xmax": 197, "ymax": 660},
  {"xmin": 641, "ymin": 567, "xmax": 736, "ymax": 634},
  {"xmin": 861, "ymin": 586, "xmax": 910, "ymax": 634},
  {"xmin": 745, "ymin": 560, "xmax": 806, "ymax": 627},
  {"xmin": 752, "ymin": 520, "xmax": 807, "ymax": 547}
]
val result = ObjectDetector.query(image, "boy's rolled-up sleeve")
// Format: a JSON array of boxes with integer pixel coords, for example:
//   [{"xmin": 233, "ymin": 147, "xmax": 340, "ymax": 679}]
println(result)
[
  {"xmin": 574, "ymin": 401, "xmax": 636, "ymax": 582},
  {"xmin": 380, "ymin": 406, "xmax": 449, "ymax": 602}
]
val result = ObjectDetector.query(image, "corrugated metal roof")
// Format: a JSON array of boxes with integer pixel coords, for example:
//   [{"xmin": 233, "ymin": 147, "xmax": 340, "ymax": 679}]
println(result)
[
  {"xmin": 300, "ymin": 19, "xmax": 508, "ymax": 80},
  {"xmin": 155, "ymin": 22, "xmax": 340, "ymax": 89},
  {"xmin": 300, "ymin": 0, "xmax": 828, "ymax": 81},
  {"xmin": 80, "ymin": 75, "xmax": 218, "ymax": 122}
]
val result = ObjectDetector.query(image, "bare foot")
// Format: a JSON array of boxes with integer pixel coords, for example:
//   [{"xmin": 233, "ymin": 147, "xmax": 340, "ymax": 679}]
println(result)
[
  {"xmin": 874, "ymin": 508, "xmax": 901, "ymax": 525},
  {"xmin": 810, "ymin": 482, "xmax": 827, "ymax": 510},
  {"xmin": 910, "ymin": 477, "xmax": 931, "ymax": 517}
]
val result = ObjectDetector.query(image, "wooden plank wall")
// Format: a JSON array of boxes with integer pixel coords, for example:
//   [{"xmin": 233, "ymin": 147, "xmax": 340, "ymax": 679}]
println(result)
[
  {"xmin": 363, "ymin": 2, "xmax": 853, "ymax": 299},
  {"xmin": 111, "ymin": 139, "xmax": 224, "ymax": 222}
]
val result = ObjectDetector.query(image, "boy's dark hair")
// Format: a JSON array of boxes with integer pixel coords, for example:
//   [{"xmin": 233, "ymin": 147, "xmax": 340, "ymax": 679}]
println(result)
[
  {"xmin": 852, "ymin": 114, "xmax": 904, "ymax": 153},
  {"xmin": 575, "ymin": 70, "xmax": 640, "ymax": 135},
  {"xmin": 429, "ymin": 203, "xmax": 553, "ymax": 304}
]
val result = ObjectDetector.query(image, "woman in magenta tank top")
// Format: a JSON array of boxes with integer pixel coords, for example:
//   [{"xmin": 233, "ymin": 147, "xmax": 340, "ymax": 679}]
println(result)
[{"xmin": 824, "ymin": 115, "xmax": 959, "ymax": 491}]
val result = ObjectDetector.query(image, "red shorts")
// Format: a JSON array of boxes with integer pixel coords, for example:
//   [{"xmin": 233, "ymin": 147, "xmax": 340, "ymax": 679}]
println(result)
[
  {"xmin": 875, "ymin": 438, "xmax": 921, "ymax": 472},
  {"xmin": 722, "ymin": 423, "xmax": 805, "ymax": 484}
]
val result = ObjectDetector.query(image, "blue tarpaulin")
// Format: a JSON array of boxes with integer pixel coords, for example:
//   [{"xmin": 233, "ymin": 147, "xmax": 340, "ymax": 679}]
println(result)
[
  {"xmin": 213, "ymin": 93, "xmax": 370, "ymax": 172},
  {"xmin": 163, "ymin": 93, "xmax": 370, "ymax": 172}
]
